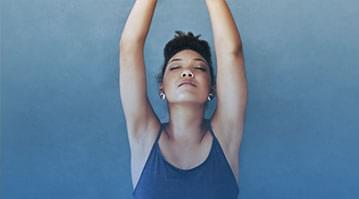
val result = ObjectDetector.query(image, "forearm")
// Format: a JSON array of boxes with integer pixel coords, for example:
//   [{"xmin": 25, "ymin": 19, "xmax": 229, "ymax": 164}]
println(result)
[
  {"xmin": 120, "ymin": 0, "xmax": 157, "ymax": 48},
  {"xmin": 205, "ymin": 0, "xmax": 242, "ymax": 54}
]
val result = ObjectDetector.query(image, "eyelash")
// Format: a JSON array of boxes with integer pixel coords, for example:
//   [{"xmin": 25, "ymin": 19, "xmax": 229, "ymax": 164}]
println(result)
[
  {"xmin": 169, "ymin": 66, "xmax": 180, "ymax": 70},
  {"xmin": 195, "ymin": 67, "xmax": 206, "ymax": 71},
  {"xmin": 169, "ymin": 66, "xmax": 206, "ymax": 71}
]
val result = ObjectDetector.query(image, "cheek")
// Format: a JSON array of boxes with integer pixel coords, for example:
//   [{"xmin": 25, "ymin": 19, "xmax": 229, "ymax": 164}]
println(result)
[
  {"xmin": 162, "ymin": 71, "xmax": 170, "ymax": 83},
  {"xmin": 162, "ymin": 73, "xmax": 176, "ymax": 90},
  {"xmin": 200, "ymin": 73, "xmax": 211, "ymax": 87}
]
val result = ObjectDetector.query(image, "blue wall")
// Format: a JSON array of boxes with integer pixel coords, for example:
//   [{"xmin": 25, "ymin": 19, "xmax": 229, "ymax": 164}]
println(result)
[{"xmin": 1, "ymin": 0, "xmax": 358, "ymax": 198}]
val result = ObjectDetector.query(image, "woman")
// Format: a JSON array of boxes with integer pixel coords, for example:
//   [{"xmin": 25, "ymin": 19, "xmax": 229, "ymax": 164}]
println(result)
[{"xmin": 119, "ymin": 0, "xmax": 247, "ymax": 198}]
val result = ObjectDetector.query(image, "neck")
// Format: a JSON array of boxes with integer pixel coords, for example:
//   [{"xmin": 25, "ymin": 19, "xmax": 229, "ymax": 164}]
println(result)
[{"xmin": 165, "ymin": 103, "xmax": 207, "ymax": 143}]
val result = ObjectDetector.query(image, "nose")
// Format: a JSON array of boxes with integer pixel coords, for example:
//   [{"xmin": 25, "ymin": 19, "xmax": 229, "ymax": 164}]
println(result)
[{"xmin": 180, "ymin": 70, "xmax": 194, "ymax": 78}]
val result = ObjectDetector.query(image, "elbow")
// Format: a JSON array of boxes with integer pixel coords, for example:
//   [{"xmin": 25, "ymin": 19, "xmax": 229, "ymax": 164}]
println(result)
[
  {"xmin": 119, "ymin": 38, "xmax": 144, "ymax": 54},
  {"xmin": 217, "ymin": 41, "xmax": 243, "ymax": 57},
  {"xmin": 119, "ymin": 34, "xmax": 145, "ymax": 51},
  {"xmin": 119, "ymin": 39, "xmax": 129, "ymax": 52},
  {"xmin": 119, "ymin": 37, "xmax": 133, "ymax": 51},
  {"xmin": 229, "ymin": 43, "xmax": 243, "ymax": 56}
]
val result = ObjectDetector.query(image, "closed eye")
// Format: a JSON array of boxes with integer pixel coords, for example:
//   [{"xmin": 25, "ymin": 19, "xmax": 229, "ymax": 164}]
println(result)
[
  {"xmin": 169, "ymin": 66, "xmax": 180, "ymax": 70},
  {"xmin": 195, "ymin": 67, "xmax": 207, "ymax": 71}
]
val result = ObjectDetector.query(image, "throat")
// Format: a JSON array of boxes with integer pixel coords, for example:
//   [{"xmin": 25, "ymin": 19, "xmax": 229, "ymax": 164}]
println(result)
[{"xmin": 163, "ymin": 120, "xmax": 209, "ymax": 145}]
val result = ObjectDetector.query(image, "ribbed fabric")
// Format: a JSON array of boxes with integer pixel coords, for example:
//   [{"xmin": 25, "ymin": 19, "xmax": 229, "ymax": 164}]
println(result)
[{"xmin": 133, "ymin": 119, "xmax": 239, "ymax": 199}]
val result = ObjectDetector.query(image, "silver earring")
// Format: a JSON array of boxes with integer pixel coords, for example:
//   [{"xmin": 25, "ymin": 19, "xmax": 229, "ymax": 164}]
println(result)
[
  {"xmin": 207, "ymin": 93, "xmax": 215, "ymax": 101},
  {"xmin": 159, "ymin": 91, "xmax": 166, "ymax": 100}
]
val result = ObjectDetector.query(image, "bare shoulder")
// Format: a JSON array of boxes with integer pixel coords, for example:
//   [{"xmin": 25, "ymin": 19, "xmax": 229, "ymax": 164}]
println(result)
[
  {"xmin": 210, "ymin": 116, "xmax": 243, "ymax": 183},
  {"xmin": 128, "ymin": 117, "xmax": 162, "ymax": 189},
  {"xmin": 127, "ymin": 116, "xmax": 162, "ymax": 155},
  {"xmin": 210, "ymin": 114, "xmax": 244, "ymax": 152}
]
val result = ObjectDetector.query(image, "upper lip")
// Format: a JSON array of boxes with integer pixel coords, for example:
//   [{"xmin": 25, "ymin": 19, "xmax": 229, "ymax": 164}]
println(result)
[{"xmin": 178, "ymin": 80, "xmax": 197, "ymax": 87}]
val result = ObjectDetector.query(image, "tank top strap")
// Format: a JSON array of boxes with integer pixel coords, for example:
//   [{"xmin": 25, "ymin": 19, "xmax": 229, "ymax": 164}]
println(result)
[
  {"xmin": 154, "ymin": 122, "xmax": 166, "ymax": 144},
  {"xmin": 205, "ymin": 119, "xmax": 216, "ymax": 138},
  {"xmin": 205, "ymin": 119, "xmax": 240, "ymax": 193}
]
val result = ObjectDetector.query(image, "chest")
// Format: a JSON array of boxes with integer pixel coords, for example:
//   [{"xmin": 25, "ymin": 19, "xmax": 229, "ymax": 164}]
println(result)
[
  {"xmin": 134, "ymin": 139, "xmax": 239, "ymax": 199},
  {"xmin": 158, "ymin": 134, "xmax": 213, "ymax": 170}
]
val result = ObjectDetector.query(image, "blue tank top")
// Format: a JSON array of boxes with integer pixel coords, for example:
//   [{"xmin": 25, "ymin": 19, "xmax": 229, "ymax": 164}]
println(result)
[{"xmin": 133, "ymin": 120, "xmax": 239, "ymax": 199}]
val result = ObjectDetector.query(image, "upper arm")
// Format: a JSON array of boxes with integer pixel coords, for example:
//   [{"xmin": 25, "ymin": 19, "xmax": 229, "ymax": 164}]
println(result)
[
  {"xmin": 205, "ymin": 0, "xmax": 247, "ymax": 146},
  {"xmin": 119, "ymin": 43, "xmax": 160, "ymax": 141},
  {"xmin": 211, "ymin": 48, "xmax": 247, "ymax": 146}
]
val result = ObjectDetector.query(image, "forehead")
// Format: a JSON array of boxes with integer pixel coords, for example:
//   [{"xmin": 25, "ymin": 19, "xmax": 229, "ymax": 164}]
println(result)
[{"xmin": 168, "ymin": 49, "xmax": 207, "ymax": 63}]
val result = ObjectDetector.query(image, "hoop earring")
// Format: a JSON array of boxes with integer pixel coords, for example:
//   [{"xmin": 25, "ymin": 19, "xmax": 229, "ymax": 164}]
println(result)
[
  {"xmin": 159, "ymin": 91, "xmax": 166, "ymax": 100},
  {"xmin": 207, "ymin": 93, "xmax": 215, "ymax": 101}
]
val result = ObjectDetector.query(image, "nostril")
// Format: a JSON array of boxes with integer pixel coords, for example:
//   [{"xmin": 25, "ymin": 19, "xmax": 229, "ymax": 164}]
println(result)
[{"xmin": 180, "ymin": 71, "xmax": 194, "ymax": 78}]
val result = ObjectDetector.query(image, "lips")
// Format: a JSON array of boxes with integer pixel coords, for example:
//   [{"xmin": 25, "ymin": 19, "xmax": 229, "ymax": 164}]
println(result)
[{"xmin": 178, "ymin": 81, "xmax": 197, "ymax": 87}]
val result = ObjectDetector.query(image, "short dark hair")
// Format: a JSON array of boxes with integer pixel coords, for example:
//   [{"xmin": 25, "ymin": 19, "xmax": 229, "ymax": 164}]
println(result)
[{"xmin": 157, "ymin": 31, "xmax": 215, "ymax": 86}]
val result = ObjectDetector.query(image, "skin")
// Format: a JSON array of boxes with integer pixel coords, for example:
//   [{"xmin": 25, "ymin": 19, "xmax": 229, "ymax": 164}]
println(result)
[
  {"xmin": 119, "ymin": 0, "xmax": 247, "ymax": 191},
  {"xmin": 161, "ymin": 49, "xmax": 213, "ymax": 110}
]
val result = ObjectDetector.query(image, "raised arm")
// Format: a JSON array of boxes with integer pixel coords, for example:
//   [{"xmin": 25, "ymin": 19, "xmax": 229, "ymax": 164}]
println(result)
[
  {"xmin": 205, "ymin": 0, "xmax": 248, "ymax": 145},
  {"xmin": 119, "ymin": 0, "xmax": 159, "ymax": 141}
]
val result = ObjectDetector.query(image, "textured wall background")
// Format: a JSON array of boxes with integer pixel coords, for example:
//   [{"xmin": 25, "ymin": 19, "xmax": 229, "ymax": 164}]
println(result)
[{"xmin": 1, "ymin": 0, "xmax": 358, "ymax": 198}]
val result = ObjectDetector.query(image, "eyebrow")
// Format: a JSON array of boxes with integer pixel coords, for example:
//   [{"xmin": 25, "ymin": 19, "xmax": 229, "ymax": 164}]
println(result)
[{"xmin": 168, "ymin": 58, "xmax": 208, "ymax": 64}]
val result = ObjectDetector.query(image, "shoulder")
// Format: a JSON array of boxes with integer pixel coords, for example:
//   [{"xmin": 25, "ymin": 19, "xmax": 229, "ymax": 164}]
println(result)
[
  {"xmin": 210, "ymin": 115, "xmax": 244, "ymax": 147},
  {"xmin": 128, "ymin": 119, "xmax": 162, "ymax": 189},
  {"xmin": 128, "ymin": 119, "xmax": 162, "ymax": 155},
  {"xmin": 209, "ymin": 116, "xmax": 243, "ymax": 158},
  {"xmin": 209, "ymin": 117, "xmax": 242, "ymax": 184}
]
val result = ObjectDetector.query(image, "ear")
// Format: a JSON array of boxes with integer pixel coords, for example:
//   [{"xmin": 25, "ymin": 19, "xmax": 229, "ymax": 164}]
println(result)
[{"xmin": 160, "ymin": 83, "xmax": 164, "ymax": 91}]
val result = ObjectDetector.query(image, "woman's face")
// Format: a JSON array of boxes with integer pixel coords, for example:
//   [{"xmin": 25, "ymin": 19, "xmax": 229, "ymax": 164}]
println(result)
[{"xmin": 160, "ymin": 49, "xmax": 212, "ymax": 105}]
